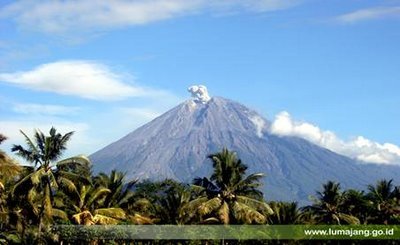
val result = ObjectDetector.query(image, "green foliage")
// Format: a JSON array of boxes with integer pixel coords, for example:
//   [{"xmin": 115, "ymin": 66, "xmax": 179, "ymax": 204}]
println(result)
[
  {"xmin": 11, "ymin": 127, "xmax": 73, "ymax": 168},
  {"xmin": 0, "ymin": 134, "xmax": 21, "ymax": 190},
  {"xmin": 303, "ymin": 181, "xmax": 360, "ymax": 225},
  {"xmin": 366, "ymin": 179, "xmax": 400, "ymax": 224},
  {"xmin": 129, "ymin": 179, "xmax": 189, "ymax": 224},
  {"xmin": 93, "ymin": 170, "xmax": 137, "ymax": 208},
  {"xmin": 181, "ymin": 148, "xmax": 273, "ymax": 224},
  {"xmin": 268, "ymin": 201, "xmax": 301, "ymax": 224},
  {"xmin": 1, "ymin": 130, "xmax": 400, "ymax": 243}
]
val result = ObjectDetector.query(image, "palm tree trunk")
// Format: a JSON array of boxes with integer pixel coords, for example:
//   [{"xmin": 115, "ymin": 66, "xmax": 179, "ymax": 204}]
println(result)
[
  {"xmin": 38, "ymin": 178, "xmax": 52, "ymax": 243},
  {"xmin": 38, "ymin": 215, "xmax": 43, "ymax": 242}
]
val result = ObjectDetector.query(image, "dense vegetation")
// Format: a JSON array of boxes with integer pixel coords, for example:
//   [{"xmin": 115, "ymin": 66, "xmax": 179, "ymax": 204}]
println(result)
[{"xmin": 0, "ymin": 128, "xmax": 399, "ymax": 244}]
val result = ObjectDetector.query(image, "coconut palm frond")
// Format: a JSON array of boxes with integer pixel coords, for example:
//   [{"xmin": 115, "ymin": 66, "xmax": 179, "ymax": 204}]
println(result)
[
  {"xmin": 218, "ymin": 201, "xmax": 230, "ymax": 224},
  {"xmin": 30, "ymin": 167, "xmax": 46, "ymax": 186},
  {"xmin": 232, "ymin": 201, "xmax": 266, "ymax": 224},
  {"xmin": 47, "ymin": 171, "xmax": 59, "ymax": 189},
  {"xmin": 56, "ymin": 155, "xmax": 90, "ymax": 169},
  {"xmin": 20, "ymin": 130, "xmax": 39, "ymax": 154},
  {"xmin": 201, "ymin": 217, "xmax": 220, "ymax": 224},
  {"xmin": 130, "ymin": 213, "xmax": 157, "ymax": 225},
  {"xmin": 234, "ymin": 173, "xmax": 264, "ymax": 190},
  {"xmin": 34, "ymin": 129, "xmax": 46, "ymax": 156},
  {"xmin": 236, "ymin": 195, "xmax": 273, "ymax": 215},
  {"xmin": 57, "ymin": 176, "xmax": 79, "ymax": 197},
  {"xmin": 0, "ymin": 158, "xmax": 21, "ymax": 178},
  {"xmin": 72, "ymin": 211, "xmax": 94, "ymax": 225},
  {"xmin": 12, "ymin": 171, "xmax": 35, "ymax": 197},
  {"xmin": 87, "ymin": 187, "xmax": 111, "ymax": 207},
  {"xmin": 11, "ymin": 130, "xmax": 41, "ymax": 165},
  {"xmin": 94, "ymin": 208, "xmax": 126, "ymax": 220},
  {"xmin": 193, "ymin": 177, "xmax": 219, "ymax": 191},
  {"xmin": 182, "ymin": 197, "xmax": 208, "ymax": 212},
  {"xmin": 198, "ymin": 197, "xmax": 221, "ymax": 216},
  {"xmin": 133, "ymin": 197, "xmax": 153, "ymax": 207},
  {"xmin": 367, "ymin": 179, "xmax": 394, "ymax": 202},
  {"xmin": 268, "ymin": 201, "xmax": 301, "ymax": 224},
  {"xmin": 190, "ymin": 184, "xmax": 206, "ymax": 195},
  {"xmin": 11, "ymin": 145, "xmax": 38, "ymax": 165},
  {"xmin": 337, "ymin": 213, "xmax": 360, "ymax": 224},
  {"xmin": 25, "ymin": 189, "xmax": 40, "ymax": 217},
  {"xmin": 57, "ymin": 171, "xmax": 91, "ymax": 185},
  {"xmin": 52, "ymin": 208, "xmax": 68, "ymax": 220},
  {"xmin": 0, "ymin": 134, "xmax": 6, "ymax": 144},
  {"xmin": 59, "ymin": 131, "xmax": 74, "ymax": 150},
  {"xmin": 179, "ymin": 197, "xmax": 209, "ymax": 221},
  {"xmin": 93, "ymin": 214, "xmax": 120, "ymax": 225}
]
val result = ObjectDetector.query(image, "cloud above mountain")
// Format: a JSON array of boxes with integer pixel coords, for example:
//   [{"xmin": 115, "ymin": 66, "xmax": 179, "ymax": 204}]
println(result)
[
  {"xmin": 270, "ymin": 111, "xmax": 400, "ymax": 165},
  {"xmin": 336, "ymin": 6, "xmax": 400, "ymax": 23},
  {"xmin": 0, "ymin": 60, "xmax": 171, "ymax": 101},
  {"xmin": 0, "ymin": 0, "xmax": 299, "ymax": 34}
]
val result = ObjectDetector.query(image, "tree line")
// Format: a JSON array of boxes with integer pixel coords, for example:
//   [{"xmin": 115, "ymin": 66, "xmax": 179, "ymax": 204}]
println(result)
[{"xmin": 0, "ymin": 128, "xmax": 399, "ymax": 244}]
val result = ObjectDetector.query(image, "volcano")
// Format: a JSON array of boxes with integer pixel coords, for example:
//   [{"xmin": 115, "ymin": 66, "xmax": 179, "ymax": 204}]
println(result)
[{"xmin": 91, "ymin": 86, "xmax": 400, "ymax": 204}]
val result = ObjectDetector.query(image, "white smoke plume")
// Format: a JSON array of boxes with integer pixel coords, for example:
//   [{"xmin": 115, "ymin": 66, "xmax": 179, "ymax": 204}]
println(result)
[
  {"xmin": 188, "ymin": 85, "xmax": 211, "ymax": 104},
  {"xmin": 270, "ymin": 111, "xmax": 400, "ymax": 165},
  {"xmin": 249, "ymin": 115, "xmax": 266, "ymax": 138}
]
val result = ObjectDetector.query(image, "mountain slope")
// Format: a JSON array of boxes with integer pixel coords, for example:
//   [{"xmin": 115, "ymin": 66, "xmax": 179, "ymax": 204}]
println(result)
[{"xmin": 90, "ymin": 97, "xmax": 400, "ymax": 204}]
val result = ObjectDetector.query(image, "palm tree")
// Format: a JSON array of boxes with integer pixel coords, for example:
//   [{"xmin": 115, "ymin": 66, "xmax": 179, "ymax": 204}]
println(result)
[
  {"xmin": 268, "ymin": 201, "xmax": 302, "ymax": 224},
  {"xmin": 156, "ymin": 180, "xmax": 191, "ymax": 224},
  {"xmin": 68, "ymin": 184, "xmax": 126, "ymax": 225},
  {"xmin": 366, "ymin": 179, "xmax": 400, "ymax": 224},
  {"xmin": 0, "ymin": 134, "xmax": 23, "ymax": 240},
  {"xmin": 392, "ymin": 186, "xmax": 400, "ymax": 224},
  {"xmin": 303, "ymin": 181, "xmax": 359, "ymax": 225},
  {"xmin": 180, "ymin": 148, "xmax": 273, "ymax": 224},
  {"xmin": 11, "ymin": 127, "xmax": 73, "ymax": 168},
  {"xmin": 11, "ymin": 127, "xmax": 90, "ymax": 237},
  {"xmin": 0, "ymin": 134, "xmax": 21, "ymax": 190},
  {"xmin": 128, "ymin": 179, "xmax": 190, "ymax": 224},
  {"xmin": 340, "ymin": 189, "xmax": 370, "ymax": 224},
  {"xmin": 93, "ymin": 170, "xmax": 137, "ymax": 208}
]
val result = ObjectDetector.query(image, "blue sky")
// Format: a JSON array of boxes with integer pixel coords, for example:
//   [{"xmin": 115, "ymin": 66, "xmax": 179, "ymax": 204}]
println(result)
[{"xmin": 0, "ymin": 0, "xmax": 399, "ymax": 164}]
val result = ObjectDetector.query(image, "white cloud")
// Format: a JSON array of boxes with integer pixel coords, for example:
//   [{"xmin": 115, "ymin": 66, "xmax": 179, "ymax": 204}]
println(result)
[
  {"xmin": 0, "ymin": 0, "xmax": 299, "ymax": 34},
  {"xmin": 270, "ymin": 111, "xmax": 400, "ymax": 165},
  {"xmin": 336, "ymin": 6, "xmax": 400, "ymax": 23},
  {"xmin": 249, "ymin": 115, "xmax": 266, "ymax": 138},
  {"xmin": 12, "ymin": 103, "xmax": 80, "ymax": 116},
  {"xmin": 0, "ymin": 60, "xmax": 182, "ymax": 158},
  {"xmin": 0, "ymin": 60, "xmax": 164, "ymax": 100},
  {"xmin": 382, "ymin": 143, "xmax": 400, "ymax": 155}
]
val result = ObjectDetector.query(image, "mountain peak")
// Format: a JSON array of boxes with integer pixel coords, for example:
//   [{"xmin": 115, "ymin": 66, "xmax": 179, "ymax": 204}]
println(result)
[{"xmin": 90, "ymin": 95, "xmax": 400, "ymax": 204}]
